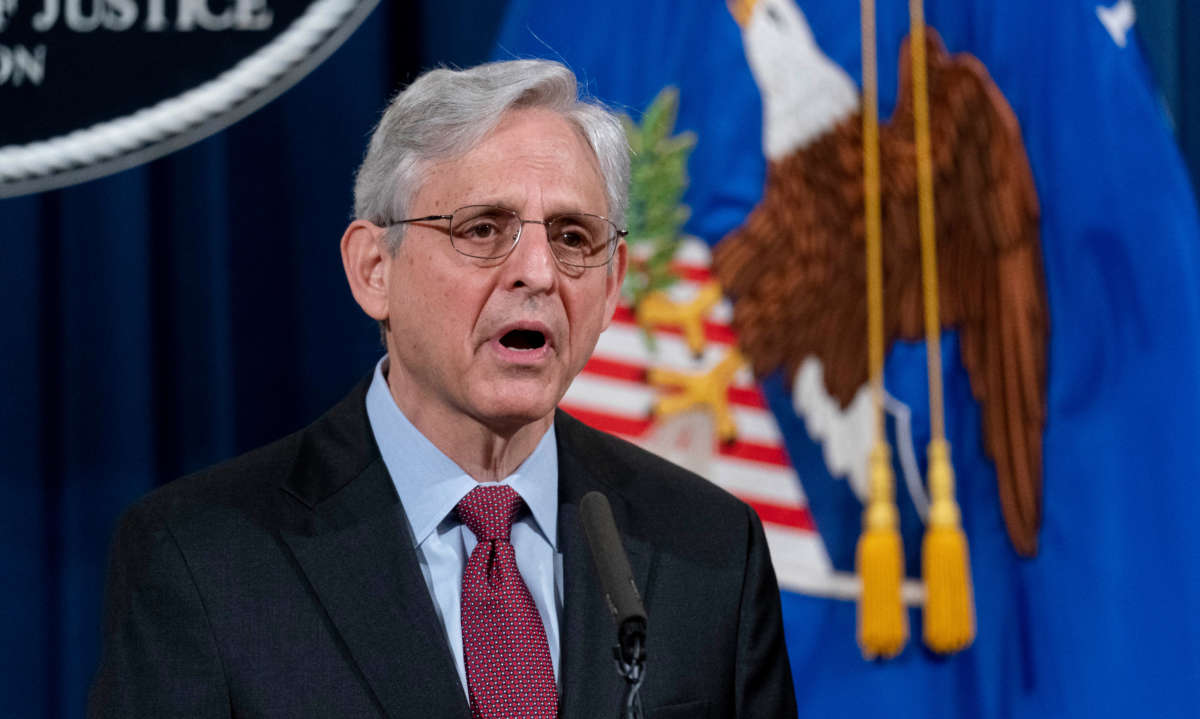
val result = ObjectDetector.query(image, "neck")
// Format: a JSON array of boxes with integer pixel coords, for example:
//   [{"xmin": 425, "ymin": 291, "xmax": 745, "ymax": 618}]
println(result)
[
  {"xmin": 384, "ymin": 365, "xmax": 553, "ymax": 483},
  {"xmin": 444, "ymin": 414, "xmax": 553, "ymax": 483}
]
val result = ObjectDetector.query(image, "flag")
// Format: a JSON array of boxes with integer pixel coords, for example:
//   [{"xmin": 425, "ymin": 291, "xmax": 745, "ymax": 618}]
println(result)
[{"xmin": 494, "ymin": 1, "xmax": 1200, "ymax": 717}]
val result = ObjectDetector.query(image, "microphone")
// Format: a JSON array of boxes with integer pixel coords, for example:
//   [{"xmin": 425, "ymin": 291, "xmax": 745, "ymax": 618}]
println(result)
[
  {"xmin": 580, "ymin": 491, "xmax": 647, "ymax": 719},
  {"xmin": 580, "ymin": 491, "xmax": 647, "ymax": 660}
]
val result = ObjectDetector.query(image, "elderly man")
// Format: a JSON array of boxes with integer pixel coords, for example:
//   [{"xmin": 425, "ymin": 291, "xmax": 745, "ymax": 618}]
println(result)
[{"xmin": 89, "ymin": 60, "xmax": 797, "ymax": 719}]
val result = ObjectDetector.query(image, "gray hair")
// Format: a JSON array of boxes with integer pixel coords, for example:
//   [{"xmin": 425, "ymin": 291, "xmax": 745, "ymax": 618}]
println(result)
[{"xmin": 353, "ymin": 59, "xmax": 630, "ymax": 248}]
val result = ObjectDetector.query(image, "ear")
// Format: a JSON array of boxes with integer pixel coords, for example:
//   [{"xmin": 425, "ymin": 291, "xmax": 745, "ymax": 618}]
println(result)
[
  {"xmin": 341, "ymin": 220, "xmax": 391, "ymax": 321},
  {"xmin": 601, "ymin": 239, "xmax": 628, "ymax": 331}
]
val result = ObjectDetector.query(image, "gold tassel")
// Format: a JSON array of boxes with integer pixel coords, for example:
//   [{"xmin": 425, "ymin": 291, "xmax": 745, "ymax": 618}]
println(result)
[
  {"xmin": 921, "ymin": 439, "xmax": 975, "ymax": 652},
  {"xmin": 856, "ymin": 442, "xmax": 909, "ymax": 659},
  {"xmin": 856, "ymin": 0, "xmax": 906, "ymax": 661},
  {"xmin": 906, "ymin": 0, "xmax": 976, "ymax": 655}
]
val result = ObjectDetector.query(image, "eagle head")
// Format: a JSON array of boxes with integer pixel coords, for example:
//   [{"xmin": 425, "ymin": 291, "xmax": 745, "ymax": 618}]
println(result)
[{"xmin": 728, "ymin": 0, "xmax": 860, "ymax": 159}]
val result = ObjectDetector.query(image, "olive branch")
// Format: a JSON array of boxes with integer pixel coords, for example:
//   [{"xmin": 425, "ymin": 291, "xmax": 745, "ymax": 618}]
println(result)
[{"xmin": 620, "ymin": 87, "xmax": 697, "ymax": 310}]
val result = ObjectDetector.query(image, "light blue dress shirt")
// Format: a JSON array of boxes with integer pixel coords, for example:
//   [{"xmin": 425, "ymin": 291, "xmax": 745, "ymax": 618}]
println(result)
[{"xmin": 365, "ymin": 359, "xmax": 563, "ymax": 697}]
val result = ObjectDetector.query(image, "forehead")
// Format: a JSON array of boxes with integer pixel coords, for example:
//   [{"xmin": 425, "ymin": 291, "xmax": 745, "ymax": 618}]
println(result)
[{"xmin": 412, "ymin": 108, "xmax": 608, "ymax": 215}]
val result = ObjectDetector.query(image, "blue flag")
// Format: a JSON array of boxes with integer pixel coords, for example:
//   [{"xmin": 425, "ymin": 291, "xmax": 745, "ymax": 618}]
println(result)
[{"xmin": 494, "ymin": 1, "xmax": 1200, "ymax": 717}]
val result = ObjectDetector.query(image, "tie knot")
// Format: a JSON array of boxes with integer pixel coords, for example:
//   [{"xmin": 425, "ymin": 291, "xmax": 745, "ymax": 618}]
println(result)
[{"xmin": 455, "ymin": 485, "xmax": 524, "ymax": 542}]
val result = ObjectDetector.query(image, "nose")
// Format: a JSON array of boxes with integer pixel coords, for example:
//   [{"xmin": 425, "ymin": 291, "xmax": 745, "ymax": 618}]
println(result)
[{"xmin": 502, "ymin": 219, "xmax": 558, "ymax": 293}]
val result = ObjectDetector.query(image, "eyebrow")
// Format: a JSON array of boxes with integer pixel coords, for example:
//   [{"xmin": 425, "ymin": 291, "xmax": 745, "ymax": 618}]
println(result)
[
  {"xmin": 465, "ymin": 206, "xmax": 598, "ymax": 223},
  {"xmin": 463, "ymin": 197, "xmax": 599, "ymax": 218}
]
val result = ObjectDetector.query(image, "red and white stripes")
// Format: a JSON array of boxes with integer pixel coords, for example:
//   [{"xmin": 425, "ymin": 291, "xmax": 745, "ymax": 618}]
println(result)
[{"xmin": 562, "ymin": 240, "xmax": 845, "ymax": 597}]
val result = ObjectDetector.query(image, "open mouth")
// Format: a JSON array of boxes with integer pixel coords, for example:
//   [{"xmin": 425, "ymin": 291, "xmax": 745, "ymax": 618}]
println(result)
[{"xmin": 499, "ymin": 329, "xmax": 547, "ymax": 351}]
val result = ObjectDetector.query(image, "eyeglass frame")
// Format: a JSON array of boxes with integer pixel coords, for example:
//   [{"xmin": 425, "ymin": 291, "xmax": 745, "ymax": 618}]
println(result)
[{"xmin": 381, "ymin": 204, "xmax": 628, "ymax": 269}]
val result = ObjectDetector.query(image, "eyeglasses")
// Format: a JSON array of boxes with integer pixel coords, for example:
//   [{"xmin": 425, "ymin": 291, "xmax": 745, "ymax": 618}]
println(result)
[{"xmin": 385, "ymin": 205, "xmax": 627, "ymax": 268}]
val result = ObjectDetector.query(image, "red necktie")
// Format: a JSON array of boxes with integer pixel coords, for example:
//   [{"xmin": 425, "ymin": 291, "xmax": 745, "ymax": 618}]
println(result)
[{"xmin": 456, "ymin": 485, "xmax": 558, "ymax": 719}]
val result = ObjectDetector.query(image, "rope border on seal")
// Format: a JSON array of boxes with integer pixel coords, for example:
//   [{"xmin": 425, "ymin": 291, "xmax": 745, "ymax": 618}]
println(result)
[{"xmin": 0, "ymin": 0, "xmax": 366, "ymax": 187}]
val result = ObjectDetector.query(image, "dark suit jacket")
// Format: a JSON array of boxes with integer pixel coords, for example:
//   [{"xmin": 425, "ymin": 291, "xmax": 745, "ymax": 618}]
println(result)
[{"xmin": 88, "ymin": 379, "xmax": 797, "ymax": 718}]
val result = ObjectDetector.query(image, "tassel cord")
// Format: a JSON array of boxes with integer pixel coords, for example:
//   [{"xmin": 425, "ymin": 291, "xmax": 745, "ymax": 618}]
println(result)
[
  {"xmin": 908, "ymin": 0, "xmax": 946, "ymax": 444},
  {"xmin": 856, "ymin": 0, "xmax": 909, "ymax": 660}
]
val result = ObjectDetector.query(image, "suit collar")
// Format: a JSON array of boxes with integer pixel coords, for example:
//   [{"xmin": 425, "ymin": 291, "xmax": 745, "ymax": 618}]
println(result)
[
  {"xmin": 279, "ymin": 375, "xmax": 386, "ymax": 521},
  {"xmin": 278, "ymin": 377, "xmax": 470, "ymax": 718}
]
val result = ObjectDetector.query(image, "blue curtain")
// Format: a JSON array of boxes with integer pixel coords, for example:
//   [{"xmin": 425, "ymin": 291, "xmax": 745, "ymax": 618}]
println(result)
[
  {"xmin": 0, "ymin": 1, "xmax": 508, "ymax": 714},
  {"xmin": 1137, "ymin": 0, "xmax": 1200, "ymax": 197},
  {"xmin": 0, "ymin": 31, "xmax": 391, "ymax": 715},
  {"xmin": 0, "ymin": 1, "xmax": 1194, "ymax": 717}
]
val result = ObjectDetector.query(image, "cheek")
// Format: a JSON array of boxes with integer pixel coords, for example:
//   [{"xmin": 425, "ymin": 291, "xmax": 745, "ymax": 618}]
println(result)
[
  {"xmin": 564, "ymin": 283, "xmax": 611, "ymax": 347},
  {"xmin": 396, "ymin": 250, "xmax": 454, "ymax": 310}
]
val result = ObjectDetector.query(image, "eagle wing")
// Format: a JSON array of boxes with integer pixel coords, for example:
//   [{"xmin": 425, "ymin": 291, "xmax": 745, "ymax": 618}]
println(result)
[
  {"xmin": 714, "ymin": 118, "xmax": 872, "ymax": 408},
  {"xmin": 882, "ymin": 31, "xmax": 1047, "ymax": 556}
]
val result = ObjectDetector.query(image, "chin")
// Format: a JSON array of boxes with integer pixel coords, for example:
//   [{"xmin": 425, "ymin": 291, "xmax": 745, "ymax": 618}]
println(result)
[{"xmin": 470, "ymin": 390, "xmax": 560, "ymax": 432}]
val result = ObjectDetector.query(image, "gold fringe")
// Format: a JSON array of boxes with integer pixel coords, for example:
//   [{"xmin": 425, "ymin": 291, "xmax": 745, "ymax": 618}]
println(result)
[{"xmin": 856, "ymin": 443, "xmax": 909, "ymax": 659}]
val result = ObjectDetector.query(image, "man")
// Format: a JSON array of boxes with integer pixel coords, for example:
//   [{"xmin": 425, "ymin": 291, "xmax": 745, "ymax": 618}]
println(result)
[{"xmin": 89, "ymin": 59, "xmax": 797, "ymax": 718}]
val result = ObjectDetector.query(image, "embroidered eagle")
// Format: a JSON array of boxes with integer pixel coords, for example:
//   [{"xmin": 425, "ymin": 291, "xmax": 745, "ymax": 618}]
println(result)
[{"xmin": 715, "ymin": 0, "xmax": 1048, "ymax": 556}]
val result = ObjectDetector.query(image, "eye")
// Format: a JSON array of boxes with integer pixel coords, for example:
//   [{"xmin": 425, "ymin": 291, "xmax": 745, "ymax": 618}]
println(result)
[
  {"xmin": 551, "ymin": 218, "xmax": 596, "ymax": 251},
  {"xmin": 556, "ymin": 229, "xmax": 590, "ymax": 249},
  {"xmin": 461, "ymin": 220, "xmax": 501, "ymax": 239},
  {"xmin": 452, "ymin": 207, "xmax": 514, "ymax": 244}
]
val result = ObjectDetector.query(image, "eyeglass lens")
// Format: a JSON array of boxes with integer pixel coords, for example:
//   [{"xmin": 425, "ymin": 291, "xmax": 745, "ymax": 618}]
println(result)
[{"xmin": 448, "ymin": 205, "xmax": 615, "ymax": 267}]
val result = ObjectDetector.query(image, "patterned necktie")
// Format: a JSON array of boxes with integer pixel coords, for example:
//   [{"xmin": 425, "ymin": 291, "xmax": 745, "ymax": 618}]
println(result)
[{"xmin": 456, "ymin": 485, "xmax": 558, "ymax": 719}]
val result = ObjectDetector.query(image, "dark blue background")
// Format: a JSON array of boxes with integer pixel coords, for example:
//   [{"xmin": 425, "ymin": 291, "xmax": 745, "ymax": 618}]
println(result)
[{"xmin": 0, "ymin": 1, "xmax": 1194, "ymax": 716}]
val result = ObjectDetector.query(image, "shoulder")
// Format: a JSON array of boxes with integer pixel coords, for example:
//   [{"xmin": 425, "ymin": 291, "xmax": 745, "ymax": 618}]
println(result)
[
  {"xmin": 556, "ymin": 409, "xmax": 742, "ymax": 502},
  {"xmin": 121, "ymin": 428, "xmax": 307, "ymax": 543},
  {"xmin": 554, "ymin": 409, "xmax": 760, "ymax": 548},
  {"xmin": 123, "ymin": 375, "xmax": 377, "ymax": 538}
]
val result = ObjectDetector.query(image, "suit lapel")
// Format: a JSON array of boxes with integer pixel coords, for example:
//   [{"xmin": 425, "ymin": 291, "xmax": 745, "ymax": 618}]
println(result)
[
  {"xmin": 278, "ymin": 382, "xmax": 469, "ymax": 719},
  {"xmin": 274, "ymin": 386, "xmax": 655, "ymax": 718},
  {"xmin": 556, "ymin": 412, "xmax": 654, "ymax": 719}
]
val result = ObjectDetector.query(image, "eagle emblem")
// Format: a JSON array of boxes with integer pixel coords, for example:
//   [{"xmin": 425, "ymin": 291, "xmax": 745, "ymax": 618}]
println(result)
[{"xmin": 716, "ymin": 0, "xmax": 1048, "ymax": 556}]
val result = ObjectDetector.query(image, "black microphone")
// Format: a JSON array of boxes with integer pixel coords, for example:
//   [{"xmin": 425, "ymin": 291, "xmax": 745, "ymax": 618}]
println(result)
[{"xmin": 580, "ymin": 491, "xmax": 648, "ymax": 665}]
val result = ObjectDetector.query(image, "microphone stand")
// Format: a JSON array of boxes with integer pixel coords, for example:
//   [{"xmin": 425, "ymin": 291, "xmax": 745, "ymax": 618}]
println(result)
[
  {"xmin": 614, "ymin": 620, "xmax": 647, "ymax": 719},
  {"xmin": 578, "ymin": 492, "xmax": 648, "ymax": 719}
]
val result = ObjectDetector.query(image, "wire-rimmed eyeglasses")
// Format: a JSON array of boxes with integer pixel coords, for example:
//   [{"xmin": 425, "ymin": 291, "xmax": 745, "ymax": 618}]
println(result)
[{"xmin": 384, "ymin": 205, "xmax": 627, "ymax": 268}]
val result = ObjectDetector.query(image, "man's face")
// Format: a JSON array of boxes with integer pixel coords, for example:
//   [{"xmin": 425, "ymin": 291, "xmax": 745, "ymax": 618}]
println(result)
[{"xmin": 380, "ymin": 108, "xmax": 626, "ymax": 435}]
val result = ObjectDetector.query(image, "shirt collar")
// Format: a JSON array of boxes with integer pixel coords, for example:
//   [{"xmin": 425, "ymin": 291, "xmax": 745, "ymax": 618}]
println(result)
[{"xmin": 365, "ymin": 357, "xmax": 559, "ymax": 549}]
